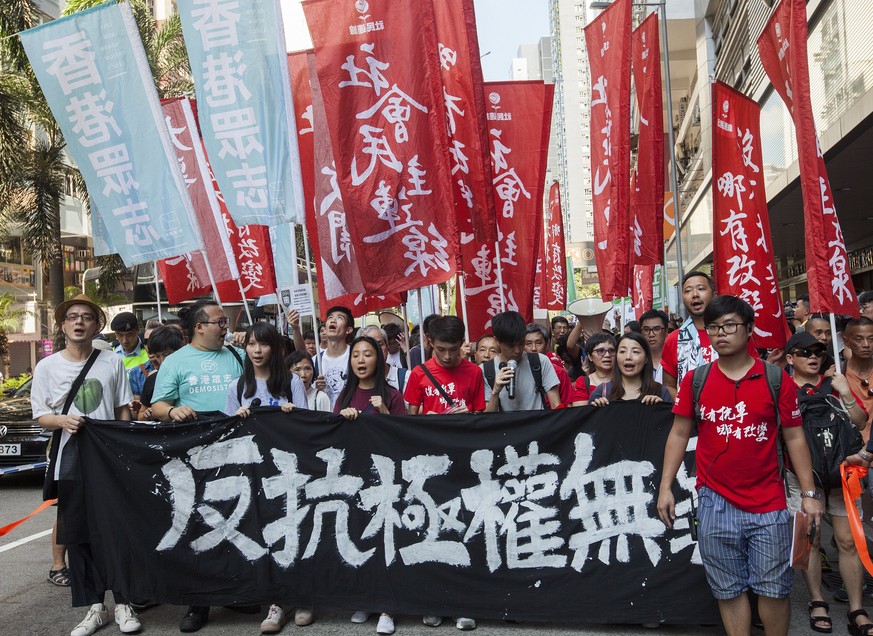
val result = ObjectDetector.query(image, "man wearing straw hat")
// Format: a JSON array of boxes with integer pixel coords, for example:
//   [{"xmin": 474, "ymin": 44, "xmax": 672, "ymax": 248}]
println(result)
[{"xmin": 31, "ymin": 294, "xmax": 139, "ymax": 636}]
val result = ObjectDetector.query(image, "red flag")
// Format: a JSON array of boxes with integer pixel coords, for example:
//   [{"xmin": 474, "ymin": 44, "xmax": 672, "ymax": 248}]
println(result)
[
  {"xmin": 461, "ymin": 81, "xmax": 554, "ymax": 341},
  {"xmin": 544, "ymin": 181, "xmax": 567, "ymax": 310},
  {"xmin": 632, "ymin": 264, "xmax": 653, "ymax": 316},
  {"xmin": 631, "ymin": 12, "xmax": 664, "ymax": 265},
  {"xmin": 712, "ymin": 81, "xmax": 789, "ymax": 348},
  {"xmin": 159, "ymin": 98, "xmax": 238, "ymax": 303},
  {"xmin": 304, "ymin": 0, "xmax": 459, "ymax": 296},
  {"xmin": 287, "ymin": 51, "xmax": 322, "ymax": 272},
  {"xmin": 585, "ymin": 0, "xmax": 632, "ymax": 300},
  {"xmin": 432, "ymin": 0, "xmax": 496, "ymax": 245},
  {"xmin": 757, "ymin": 0, "xmax": 857, "ymax": 316}
]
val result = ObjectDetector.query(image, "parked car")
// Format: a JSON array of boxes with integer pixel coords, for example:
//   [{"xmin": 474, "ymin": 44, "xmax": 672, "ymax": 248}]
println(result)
[{"xmin": 0, "ymin": 378, "xmax": 50, "ymax": 471}]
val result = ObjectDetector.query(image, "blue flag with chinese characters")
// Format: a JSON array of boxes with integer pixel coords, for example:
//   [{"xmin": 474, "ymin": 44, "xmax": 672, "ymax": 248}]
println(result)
[
  {"xmin": 177, "ymin": 0, "xmax": 305, "ymax": 227},
  {"xmin": 20, "ymin": 2, "xmax": 203, "ymax": 266}
]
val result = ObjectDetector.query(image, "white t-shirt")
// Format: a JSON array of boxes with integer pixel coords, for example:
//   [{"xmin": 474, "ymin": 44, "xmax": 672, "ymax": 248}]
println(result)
[
  {"xmin": 482, "ymin": 353, "xmax": 560, "ymax": 412},
  {"xmin": 223, "ymin": 375, "xmax": 307, "ymax": 415},
  {"xmin": 31, "ymin": 349, "xmax": 132, "ymax": 480},
  {"xmin": 386, "ymin": 351, "xmax": 402, "ymax": 368},
  {"xmin": 305, "ymin": 385, "xmax": 331, "ymax": 412},
  {"xmin": 317, "ymin": 347, "xmax": 349, "ymax": 408}
]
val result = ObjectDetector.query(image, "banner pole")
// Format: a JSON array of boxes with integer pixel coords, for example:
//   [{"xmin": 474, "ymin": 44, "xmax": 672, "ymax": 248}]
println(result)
[
  {"xmin": 457, "ymin": 273, "xmax": 470, "ymax": 338},
  {"xmin": 830, "ymin": 312, "xmax": 842, "ymax": 376},
  {"xmin": 620, "ymin": 296, "xmax": 626, "ymax": 332},
  {"xmin": 494, "ymin": 241, "xmax": 507, "ymax": 313},
  {"xmin": 236, "ymin": 279, "xmax": 253, "ymax": 326},
  {"xmin": 200, "ymin": 250, "xmax": 222, "ymax": 306},
  {"xmin": 301, "ymin": 222, "xmax": 318, "ymax": 331},
  {"xmin": 153, "ymin": 260, "xmax": 163, "ymax": 323}
]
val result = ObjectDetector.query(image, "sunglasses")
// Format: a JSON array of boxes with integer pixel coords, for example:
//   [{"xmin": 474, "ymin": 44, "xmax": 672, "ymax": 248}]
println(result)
[{"xmin": 791, "ymin": 348, "xmax": 825, "ymax": 359}]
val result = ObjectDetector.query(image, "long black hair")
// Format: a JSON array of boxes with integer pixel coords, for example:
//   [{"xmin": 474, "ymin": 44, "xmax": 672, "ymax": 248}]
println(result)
[
  {"xmin": 337, "ymin": 335, "xmax": 391, "ymax": 410},
  {"xmin": 607, "ymin": 332, "xmax": 663, "ymax": 401},
  {"xmin": 240, "ymin": 322, "xmax": 290, "ymax": 400}
]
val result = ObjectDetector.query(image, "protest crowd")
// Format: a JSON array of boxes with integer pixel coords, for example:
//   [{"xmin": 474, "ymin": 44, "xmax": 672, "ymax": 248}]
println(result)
[
  {"xmin": 24, "ymin": 275, "xmax": 873, "ymax": 636},
  {"xmin": 4, "ymin": 0, "xmax": 871, "ymax": 635}
]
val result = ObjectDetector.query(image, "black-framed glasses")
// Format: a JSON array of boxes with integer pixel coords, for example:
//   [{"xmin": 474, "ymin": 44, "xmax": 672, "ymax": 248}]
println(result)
[
  {"xmin": 704, "ymin": 322, "xmax": 746, "ymax": 336},
  {"xmin": 592, "ymin": 347, "xmax": 615, "ymax": 357},
  {"xmin": 200, "ymin": 317, "xmax": 229, "ymax": 328},
  {"xmin": 792, "ymin": 348, "xmax": 825, "ymax": 359},
  {"xmin": 641, "ymin": 326, "xmax": 664, "ymax": 335},
  {"xmin": 65, "ymin": 312, "xmax": 96, "ymax": 323}
]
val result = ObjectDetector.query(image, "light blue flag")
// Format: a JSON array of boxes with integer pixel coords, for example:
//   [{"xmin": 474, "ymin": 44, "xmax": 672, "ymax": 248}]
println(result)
[
  {"xmin": 20, "ymin": 2, "xmax": 203, "ymax": 266},
  {"xmin": 177, "ymin": 0, "xmax": 305, "ymax": 227},
  {"xmin": 90, "ymin": 205, "xmax": 116, "ymax": 257},
  {"xmin": 269, "ymin": 222, "xmax": 297, "ymax": 291}
]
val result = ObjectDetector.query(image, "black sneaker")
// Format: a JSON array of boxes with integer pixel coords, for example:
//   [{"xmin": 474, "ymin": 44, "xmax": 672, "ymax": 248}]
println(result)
[{"xmin": 179, "ymin": 606, "xmax": 209, "ymax": 633}]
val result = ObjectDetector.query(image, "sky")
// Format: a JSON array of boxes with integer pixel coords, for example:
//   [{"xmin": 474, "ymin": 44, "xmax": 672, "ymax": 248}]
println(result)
[{"xmin": 279, "ymin": 0, "xmax": 551, "ymax": 82}]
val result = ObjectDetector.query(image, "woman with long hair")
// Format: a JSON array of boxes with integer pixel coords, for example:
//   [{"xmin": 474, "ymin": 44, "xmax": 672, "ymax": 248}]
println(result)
[
  {"xmin": 224, "ymin": 322, "xmax": 306, "ymax": 417},
  {"xmin": 335, "ymin": 336, "xmax": 405, "ymax": 420},
  {"xmin": 589, "ymin": 332, "xmax": 672, "ymax": 405}
]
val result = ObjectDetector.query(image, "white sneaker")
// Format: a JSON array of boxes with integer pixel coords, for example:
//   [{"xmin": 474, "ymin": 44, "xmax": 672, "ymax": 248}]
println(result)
[
  {"xmin": 260, "ymin": 605, "xmax": 287, "ymax": 633},
  {"xmin": 114, "ymin": 605, "xmax": 141, "ymax": 634},
  {"xmin": 294, "ymin": 607, "xmax": 314, "ymax": 626},
  {"xmin": 455, "ymin": 618, "xmax": 476, "ymax": 631},
  {"xmin": 376, "ymin": 614, "xmax": 395, "ymax": 635},
  {"xmin": 71, "ymin": 604, "xmax": 109, "ymax": 636},
  {"xmin": 351, "ymin": 611, "xmax": 371, "ymax": 624},
  {"xmin": 423, "ymin": 616, "xmax": 443, "ymax": 627}
]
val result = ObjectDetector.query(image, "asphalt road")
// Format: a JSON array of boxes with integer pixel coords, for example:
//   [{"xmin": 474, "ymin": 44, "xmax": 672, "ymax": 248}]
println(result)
[{"xmin": 0, "ymin": 470, "xmax": 859, "ymax": 635}]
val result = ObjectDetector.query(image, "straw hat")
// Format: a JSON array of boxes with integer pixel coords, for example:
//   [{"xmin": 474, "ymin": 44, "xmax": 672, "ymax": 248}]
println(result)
[{"xmin": 54, "ymin": 294, "xmax": 107, "ymax": 332}]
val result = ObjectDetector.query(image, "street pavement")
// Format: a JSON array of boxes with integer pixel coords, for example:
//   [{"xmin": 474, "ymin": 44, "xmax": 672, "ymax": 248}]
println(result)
[{"xmin": 0, "ymin": 470, "xmax": 858, "ymax": 635}]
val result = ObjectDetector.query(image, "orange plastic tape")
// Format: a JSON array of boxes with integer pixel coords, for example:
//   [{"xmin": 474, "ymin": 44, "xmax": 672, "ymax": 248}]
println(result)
[
  {"xmin": 0, "ymin": 498, "xmax": 57, "ymax": 538},
  {"xmin": 841, "ymin": 462, "xmax": 873, "ymax": 577}
]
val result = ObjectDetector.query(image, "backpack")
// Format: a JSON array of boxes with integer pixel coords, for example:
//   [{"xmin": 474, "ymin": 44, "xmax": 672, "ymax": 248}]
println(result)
[
  {"xmin": 797, "ymin": 377, "xmax": 863, "ymax": 491},
  {"xmin": 691, "ymin": 361, "xmax": 786, "ymax": 477},
  {"xmin": 483, "ymin": 353, "xmax": 546, "ymax": 410}
]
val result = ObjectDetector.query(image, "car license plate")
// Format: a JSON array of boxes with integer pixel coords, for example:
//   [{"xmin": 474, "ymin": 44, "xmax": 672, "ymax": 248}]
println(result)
[{"xmin": 0, "ymin": 444, "xmax": 21, "ymax": 456}]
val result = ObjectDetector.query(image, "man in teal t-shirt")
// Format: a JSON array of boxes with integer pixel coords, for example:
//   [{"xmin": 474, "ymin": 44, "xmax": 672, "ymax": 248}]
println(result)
[{"xmin": 151, "ymin": 300, "xmax": 244, "ymax": 421}]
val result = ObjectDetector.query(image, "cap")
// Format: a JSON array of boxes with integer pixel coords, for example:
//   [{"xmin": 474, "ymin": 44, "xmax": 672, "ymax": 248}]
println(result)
[
  {"xmin": 54, "ymin": 294, "xmax": 106, "ymax": 332},
  {"xmin": 110, "ymin": 311, "xmax": 139, "ymax": 332},
  {"xmin": 785, "ymin": 331, "xmax": 823, "ymax": 354}
]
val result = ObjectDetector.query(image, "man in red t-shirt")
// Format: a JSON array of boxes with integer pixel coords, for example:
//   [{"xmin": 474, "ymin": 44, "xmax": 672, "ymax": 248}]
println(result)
[
  {"xmin": 658, "ymin": 295, "xmax": 822, "ymax": 636},
  {"xmin": 404, "ymin": 316, "xmax": 485, "ymax": 415}
]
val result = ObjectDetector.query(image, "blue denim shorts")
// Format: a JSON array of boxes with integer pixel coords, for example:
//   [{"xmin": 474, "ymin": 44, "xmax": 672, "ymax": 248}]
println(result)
[{"xmin": 696, "ymin": 486, "xmax": 792, "ymax": 600}]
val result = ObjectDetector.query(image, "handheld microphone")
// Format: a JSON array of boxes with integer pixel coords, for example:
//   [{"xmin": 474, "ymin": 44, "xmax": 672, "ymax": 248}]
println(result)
[
  {"xmin": 250, "ymin": 398, "xmax": 262, "ymax": 408},
  {"xmin": 507, "ymin": 359, "xmax": 517, "ymax": 399}
]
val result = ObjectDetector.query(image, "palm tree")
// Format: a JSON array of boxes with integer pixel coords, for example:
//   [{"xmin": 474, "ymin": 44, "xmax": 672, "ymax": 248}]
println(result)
[{"xmin": 0, "ymin": 292, "xmax": 29, "ymax": 378}]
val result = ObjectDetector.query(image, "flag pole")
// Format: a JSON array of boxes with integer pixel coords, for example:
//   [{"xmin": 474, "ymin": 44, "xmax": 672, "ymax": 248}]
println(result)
[
  {"xmin": 457, "ymin": 273, "xmax": 470, "ymax": 338},
  {"xmin": 153, "ymin": 260, "xmax": 163, "ymax": 323},
  {"xmin": 300, "ymin": 222, "xmax": 318, "ymax": 332},
  {"xmin": 200, "ymin": 250, "xmax": 222, "ymax": 306},
  {"xmin": 830, "ymin": 312, "xmax": 842, "ymax": 375},
  {"xmin": 494, "ymin": 241, "xmax": 507, "ymax": 312}
]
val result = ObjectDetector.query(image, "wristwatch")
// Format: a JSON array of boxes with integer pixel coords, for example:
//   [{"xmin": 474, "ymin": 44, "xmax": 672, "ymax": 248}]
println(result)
[
  {"xmin": 859, "ymin": 449, "xmax": 873, "ymax": 462},
  {"xmin": 801, "ymin": 490, "xmax": 821, "ymax": 500}
]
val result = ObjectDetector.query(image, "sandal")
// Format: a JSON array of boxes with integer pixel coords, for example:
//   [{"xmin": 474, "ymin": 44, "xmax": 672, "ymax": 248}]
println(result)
[
  {"xmin": 47, "ymin": 567, "xmax": 71, "ymax": 587},
  {"xmin": 848, "ymin": 609, "xmax": 873, "ymax": 636}
]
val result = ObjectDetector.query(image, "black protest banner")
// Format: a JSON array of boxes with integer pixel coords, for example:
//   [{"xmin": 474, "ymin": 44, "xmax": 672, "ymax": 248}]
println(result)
[{"xmin": 75, "ymin": 402, "xmax": 718, "ymax": 624}]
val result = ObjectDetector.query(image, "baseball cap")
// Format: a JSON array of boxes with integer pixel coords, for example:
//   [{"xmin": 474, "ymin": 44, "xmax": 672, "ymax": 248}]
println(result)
[{"xmin": 785, "ymin": 331, "xmax": 824, "ymax": 354}]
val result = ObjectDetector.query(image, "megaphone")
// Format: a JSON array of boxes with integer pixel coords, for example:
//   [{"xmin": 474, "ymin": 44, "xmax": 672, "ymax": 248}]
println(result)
[{"xmin": 567, "ymin": 298, "xmax": 613, "ymax": 334}]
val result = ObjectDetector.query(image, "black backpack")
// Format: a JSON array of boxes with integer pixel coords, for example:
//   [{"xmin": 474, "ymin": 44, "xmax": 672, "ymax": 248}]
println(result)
[
  {"xmin": 483, "ymin": 353, "xmax": 546, "ymax": 410},
  {"xmin": 797, "ymin": 377, "xmax": 863, "ymax": 491}
]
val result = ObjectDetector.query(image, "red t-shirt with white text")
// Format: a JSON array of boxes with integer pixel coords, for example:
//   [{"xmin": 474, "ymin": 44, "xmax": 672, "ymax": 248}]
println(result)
[
  {"xmin": 661, "ymin": 327, "xmax": 758, "ymax": 382},
  {"xmin": 673, "ymin": 359, "xmax": 801, "ymax": 513},
  {"xmin": 404, "ymin": 358, "xmax": 486, "ymax": 414}
]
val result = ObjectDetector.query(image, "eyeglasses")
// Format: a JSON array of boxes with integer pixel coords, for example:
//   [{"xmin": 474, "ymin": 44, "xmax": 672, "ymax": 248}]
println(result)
[
  {"xmin": 641, "ymin": 326, "xmax": 664, "ymax": 335},
  {"xmin": 704, "ymin": 322, "xmax": 746, "ymax": 336},
  {"xmin": 200, "ymin": 318, "xmax": 229, "ymax": 328},
  {"xmin": 592, "ymin": 347, "xmax": 615, "ymax": 357},
  {"xmin": 791, "ymin": 348, "xmax": 825, "ymax": 359},
  {"xmin": 65, "ymin": 313, "xmax": 96, "ymax": 323}
]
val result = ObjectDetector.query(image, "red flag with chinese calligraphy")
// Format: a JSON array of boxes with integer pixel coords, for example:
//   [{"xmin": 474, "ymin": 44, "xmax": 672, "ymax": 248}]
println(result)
[
  {"xmin": 432, "ymin": 0, "xmax": 496, "ymax": 245},
  {"xmin": 631, "ymin": 12, "xmax": 664, "ymax": 266},
  {"xmin": 214, "ymin": 219, "xmax": 277, "ymax": 302},
  {"xmin": 711, "ymin": 81, "xmax": 789, "ymax": 348},
  {"xmin": 158, "ymin": 98, "xmax": 238, "ymax": 304},
  {"xmin": 306, "ymin": 52, "xmax": 400, "ymax": 319},
  {"xmin": 585, "ymin": 0, "xmax": 632, "ymax": 300},
  {"xmin": 544, "ymin": 181, "xmax": 567, "ymax": 310},
  {"xmin": 631, "ymin": 264, "xmax": 653, "ymax": 317},
  {"xmin": 304, "ymin": 0, "xmax": 458, "ymax": 296},
  {"xmin": 460, "ymin": 81, "xmax": 554, "ymax": 341},
  {"xmin": 757, "ymin": 0, "xmax": 857, "ymax": 317},
  {"xmin": 287, "ymin": 51, "xmax": 322, "ymax": 271}
]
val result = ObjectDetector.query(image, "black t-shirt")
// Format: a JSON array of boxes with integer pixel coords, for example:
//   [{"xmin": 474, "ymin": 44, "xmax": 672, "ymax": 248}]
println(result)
[{"xmin": 141, "ymin": 372, "xmax": 157, "ymax": 407}]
